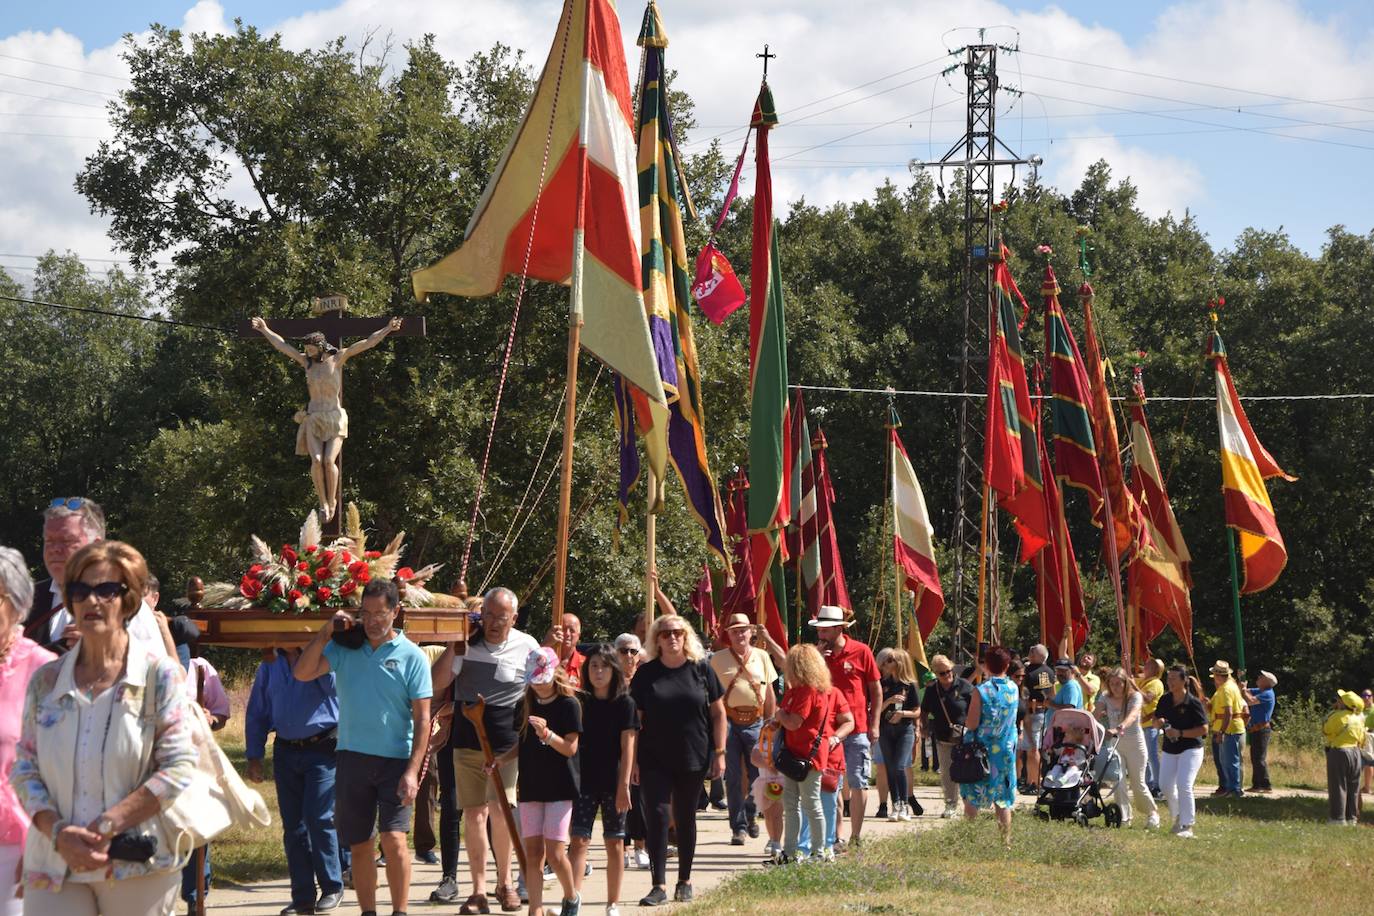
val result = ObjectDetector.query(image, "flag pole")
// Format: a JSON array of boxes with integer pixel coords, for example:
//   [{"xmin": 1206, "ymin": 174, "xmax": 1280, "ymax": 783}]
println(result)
[
  {"xmin": 1212, "ymin": 304, "xmax": 1246, "ymax": 670},
  {"xmin": 975, "ymin": 481, "xmax": 990, "ymax": 649},
  {"xmin": 886, "ymin": 397, "xmax": 902, "ymax": 650},
  {"xmin": 645, "ymin": 466, "xmax": 658, "ymax": 623},
  {"xmin": 552, "ymin": 318, "xmax": 582, "ymax": 627}
]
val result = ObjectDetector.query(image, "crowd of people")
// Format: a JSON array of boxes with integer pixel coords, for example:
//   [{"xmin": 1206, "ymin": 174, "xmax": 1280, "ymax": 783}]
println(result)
[{"xmin": 2, "ymin": 497, "xmax": 1373, "ymax": 916}]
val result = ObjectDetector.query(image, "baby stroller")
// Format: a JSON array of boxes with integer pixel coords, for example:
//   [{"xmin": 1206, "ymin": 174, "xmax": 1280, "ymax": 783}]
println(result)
[{"xmin": 1032, "ymin": 708, "xmax": 1124, "ymax": 827}]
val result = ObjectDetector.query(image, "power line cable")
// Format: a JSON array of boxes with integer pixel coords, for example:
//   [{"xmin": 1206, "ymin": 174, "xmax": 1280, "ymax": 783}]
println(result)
[
  {"xmin": 1019, "ymin": 69, "xmax": 1374, "ymax": 139},
  {"xmin": 1018, "ymin": 84, "xmax": 1374, "ymax": 153},
  {"xmin": 0, "ymin": 51, "xmax": 130, "ymax": 83},
  {"xmin": 0, "ymin": 86, "xmax": 105, "ymax": 109},
  {"xmin": 0, "ymin": 70, "xmax": 119, "ymax": 99},
  {"xmin": 0, "ymin": 292, "xmax": 228, "ymax": 334},
  {"xmin": 1017, "ymin": 49, "xmax": 1374, "ymax": 117},
  {"xmin": 694, "ymin": 54, "xmax": 954, "ymax": 147},
  {"xmin": 795, "ymin": 382, "xmax": 1374, "ymax": 402}
]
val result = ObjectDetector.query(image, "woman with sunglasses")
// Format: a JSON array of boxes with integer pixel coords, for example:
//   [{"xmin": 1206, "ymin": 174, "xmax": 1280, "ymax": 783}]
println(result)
[
  {"xmin": 629, "ymin": 615, "xmax": 725, "ymax": 906},
  {"xmin": 10, "ymin": 541, "xmax": 196, "ymax": 914},
  {"xmin": 0, "ymin": 548, "xmax": 58, "ymax": 914}
]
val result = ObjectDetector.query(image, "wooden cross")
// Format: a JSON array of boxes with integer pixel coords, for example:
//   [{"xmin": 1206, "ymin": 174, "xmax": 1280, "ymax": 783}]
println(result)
[
  {"xmin": 237, "ymin": 295, "xmax": 426, "ymax": 537},
  {"xmin": 757, "ymin": 44, "xmax": 777, "ymax": 79}
]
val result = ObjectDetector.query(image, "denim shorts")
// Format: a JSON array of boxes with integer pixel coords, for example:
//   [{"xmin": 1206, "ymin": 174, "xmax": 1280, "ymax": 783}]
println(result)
[{"xmin": 842, "ymin": 733, "xmax": 872, "ymax": 787}]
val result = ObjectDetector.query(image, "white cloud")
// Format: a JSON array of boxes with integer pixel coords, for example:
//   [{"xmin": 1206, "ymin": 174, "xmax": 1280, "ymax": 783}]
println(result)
[
  {"xmin": 1047, "ymin": 133, "xmax": 1204, "ymax": 218},
  {"xmin": 0, "ymin": 0, "xmax": 1370, "ymax": 276}
]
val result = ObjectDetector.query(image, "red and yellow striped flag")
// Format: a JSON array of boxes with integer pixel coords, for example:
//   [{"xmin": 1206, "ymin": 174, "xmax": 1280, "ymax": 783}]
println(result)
[
  {"xmin": 1208, "ymin": 330, "xmax": 1295, "ymax": 594},
  {"xmin": 891, "ymin": 426, "xmax": 943, "ymax": 662},
  {"xmin": 412, "ymin": 0, "xmax": 666, "ymax": 407}
]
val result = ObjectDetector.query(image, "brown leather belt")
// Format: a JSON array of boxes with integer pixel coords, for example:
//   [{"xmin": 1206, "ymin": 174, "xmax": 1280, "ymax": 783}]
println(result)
[{"xmin": 727, "ymin": 706, "xmax": 763, "ymax": 726}]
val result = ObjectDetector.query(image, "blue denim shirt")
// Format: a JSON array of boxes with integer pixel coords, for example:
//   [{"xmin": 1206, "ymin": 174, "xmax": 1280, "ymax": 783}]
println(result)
[{"xmin": 245, "ymin": 651, "xmax": 340, "ymax": 759}]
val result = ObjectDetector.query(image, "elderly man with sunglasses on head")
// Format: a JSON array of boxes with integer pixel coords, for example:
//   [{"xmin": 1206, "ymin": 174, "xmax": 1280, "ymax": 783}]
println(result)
[{"xmin": 24, "ymin": 498, "xmax": 174, "ymax": 661}]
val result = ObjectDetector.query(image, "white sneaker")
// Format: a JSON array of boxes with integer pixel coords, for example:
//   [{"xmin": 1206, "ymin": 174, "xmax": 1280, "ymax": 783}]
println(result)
[
  {"xmin": 819, "ymin": 847, "xmax": 835, "ymax": 862},
  {"xmin": 1176, "ymin": 826, "xmax": 1195, "ymax": 838},
  {"xmin": 763, "ymin": 839, "xmax": 780, "ymax": 857},
  {"xmin": 635, "ymin": 849, "xmax": 650, "ymax": 869},
  {"xmin": 584, "ymin": 861, "xmax": 593, "ymax": 877},
  {"xmin": 606, "ymin": 906, "xmax": 620, "ymax": 916},
  {"xmin": 888, "ymin": 802, "xmax": 901, "ymax": 822},
  {"xmin": 1146, "ymin": 813, "xmax": 1160, "ymax": 830},
  {"xmin": 941, "ymin": 805, "xmax": 957, "ymax": 819},
  {"xmin": 899, "ymin": 803, "xmax": 914, "ymax": 822}
]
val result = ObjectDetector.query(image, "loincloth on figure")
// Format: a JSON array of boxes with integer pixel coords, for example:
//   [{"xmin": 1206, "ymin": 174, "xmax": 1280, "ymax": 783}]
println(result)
[{"xmin": 295, "ymin": 406, "xmax": 349, "ymax": 455}]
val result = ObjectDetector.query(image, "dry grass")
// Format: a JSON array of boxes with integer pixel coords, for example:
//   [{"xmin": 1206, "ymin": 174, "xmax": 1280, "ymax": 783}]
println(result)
[{"xmin": 688, "ymin": 795, "xmax": 1374, "ymax": 915}]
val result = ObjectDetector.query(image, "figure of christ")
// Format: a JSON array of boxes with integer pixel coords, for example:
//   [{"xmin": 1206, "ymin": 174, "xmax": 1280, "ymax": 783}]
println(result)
[{"xmin": 249, "ymin": 315, "xmax": 402, "ymax": 521}]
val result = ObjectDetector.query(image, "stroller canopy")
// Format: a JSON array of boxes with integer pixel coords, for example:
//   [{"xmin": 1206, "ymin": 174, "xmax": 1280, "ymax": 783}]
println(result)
[{"xmin": 1042, "ymin": 707, "xmax": 1104, "ymax": 753}]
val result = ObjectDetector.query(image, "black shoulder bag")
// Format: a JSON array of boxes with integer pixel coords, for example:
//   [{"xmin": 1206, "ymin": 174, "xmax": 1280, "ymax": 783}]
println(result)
[
  {"xmin": 775, "ymin": 692, "xmax": 835, "ymax": 782},
  {"xmin": 948, "ymin": 682, "xmax": 990, "ymax": 784}
]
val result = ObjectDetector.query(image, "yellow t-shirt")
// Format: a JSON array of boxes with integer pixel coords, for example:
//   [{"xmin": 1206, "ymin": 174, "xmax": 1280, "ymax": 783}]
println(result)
[
  {"xmin": 710, "ymin": 647, "xmax": 777, "ymax": 711},
  {"xmin": 1082, "ymin": 672, "xmax": 1101, "ymax": 712},
  {"xmin": 1140, "ymin": 677, "xmax": 1164, "ymax": 723},
  {"xmin": 1210, "ymin": 679, "xmax": 1246, "ymax": 735}
]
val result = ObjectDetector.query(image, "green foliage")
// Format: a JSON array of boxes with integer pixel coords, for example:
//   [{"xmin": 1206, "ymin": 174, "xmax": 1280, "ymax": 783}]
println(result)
[{"xmin": 0, "ymin": 21, "xmax": 1369, "ymax": 701}]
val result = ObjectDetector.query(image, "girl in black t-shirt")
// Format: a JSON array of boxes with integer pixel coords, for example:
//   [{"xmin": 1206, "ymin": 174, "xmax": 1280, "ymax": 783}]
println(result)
[
  {"xmin": 491, "ymin": 646, "xmax": 582, "ymax": 916},
  {"xmin": 569, "ymin": 645, "xmax": 638, "ymax": 913}
]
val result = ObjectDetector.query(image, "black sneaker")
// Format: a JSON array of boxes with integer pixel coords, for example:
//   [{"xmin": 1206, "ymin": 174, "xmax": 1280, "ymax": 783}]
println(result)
[
  {"xmin": 639, "ymin": 886, "xmax": 668, "ymax": 907},
  {"xmin": 559, "ymin": 893, "xmax": 581, "ymax": 916},
  {"xmin": 746, "ymin": 821, "xmax": 760, "ymax": 839},
  {"xmin": 673, "ymin": 882, "xmax": 693, "ymax": 903},
  {"xmin": 417, "ymin": 849, "xmax": 439, "ymax": 865},
  {"xmin": 430, "ymin": 876, "xmax": 460, "ymax": 904},
  {"xmin": 875, "ymin": 802, "xmax": 888, "ymax": 819},
  {"xmin": 730, "ymin": 831, "xmax": 746, "ymax": 846}
]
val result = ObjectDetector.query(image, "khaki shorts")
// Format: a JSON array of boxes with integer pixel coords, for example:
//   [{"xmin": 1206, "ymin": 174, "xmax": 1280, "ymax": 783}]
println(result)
[{"xmin": 454, "ymin": 747, "xmax": 517, "ymax": 809}]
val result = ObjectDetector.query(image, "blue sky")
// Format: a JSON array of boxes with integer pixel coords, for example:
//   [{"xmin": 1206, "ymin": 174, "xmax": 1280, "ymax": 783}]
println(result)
[{"xmin": 0, "ymin": 0, "xmax": 1371, "ymax": 273}]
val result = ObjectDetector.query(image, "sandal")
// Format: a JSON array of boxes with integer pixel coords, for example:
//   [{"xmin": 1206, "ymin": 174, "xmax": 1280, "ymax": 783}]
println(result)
[
  {"xmin": 496, "ymin": 883, "xmax": 522, "ymax": 913},
  {"xmin": 459, "ymin": 893, "xmax": 491, "ymax": 915}
]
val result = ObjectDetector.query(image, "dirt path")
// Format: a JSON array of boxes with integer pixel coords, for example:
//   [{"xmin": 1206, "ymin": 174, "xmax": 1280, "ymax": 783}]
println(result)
[{"xmin": 199, "ymin": 785, "xmax": 960, "ymax": 914}]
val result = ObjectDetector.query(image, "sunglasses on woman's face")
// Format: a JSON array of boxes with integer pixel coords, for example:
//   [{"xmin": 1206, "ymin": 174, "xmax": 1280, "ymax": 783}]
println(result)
[
  {"xmin": 69, "ymin": 581, "xmax": 128, "ymax": 603},
  {"xmin": 658, "ymin": 629, "xmax": 686, "ymax": 640}
]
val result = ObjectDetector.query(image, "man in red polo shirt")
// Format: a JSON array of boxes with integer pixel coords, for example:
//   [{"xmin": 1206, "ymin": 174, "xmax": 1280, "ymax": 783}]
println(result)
[
  {"xmin": 811, "ymin": 605, "xmax": 881, "ymax": 844},
  {"xmin": 547, "ymin": 612, "xmax": 585, "ymax": 687}
]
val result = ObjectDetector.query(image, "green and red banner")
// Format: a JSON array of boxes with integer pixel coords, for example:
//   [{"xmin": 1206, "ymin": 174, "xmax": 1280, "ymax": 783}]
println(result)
[
  {"xmin": 1044, "ymin": 264, "xmax": 1104, "ymax": 515},
  {"xmin": 745, "ymin": 81, "xmax": 792, "ymax": 633},
  {"xmin": 987, "ymin": 250, "xmax": 1051, "ymax": 561}
]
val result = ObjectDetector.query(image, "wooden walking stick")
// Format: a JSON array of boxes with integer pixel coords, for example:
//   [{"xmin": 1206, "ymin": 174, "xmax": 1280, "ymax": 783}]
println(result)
[{"xmin": 461, "ymin": 695, "xmax": 528, "ymax": 877}]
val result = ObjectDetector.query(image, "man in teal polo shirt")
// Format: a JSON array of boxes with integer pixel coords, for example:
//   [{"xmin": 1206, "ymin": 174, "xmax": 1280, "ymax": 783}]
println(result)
[{"xmin": 297, "ymin": 579, "xmax": 432, "ymax": 916}]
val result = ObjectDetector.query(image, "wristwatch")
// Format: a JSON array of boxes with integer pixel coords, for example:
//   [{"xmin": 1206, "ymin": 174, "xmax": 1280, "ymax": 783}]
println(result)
[{"xmin": 95, "ymin": 815, "xmax": 116, "ymax": 839}]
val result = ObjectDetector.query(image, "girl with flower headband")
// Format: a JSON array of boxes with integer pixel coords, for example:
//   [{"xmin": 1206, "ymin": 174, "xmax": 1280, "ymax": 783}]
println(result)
[{"xmin": 487, "ymin": 647, "xmax": 581, "ymax": 915}]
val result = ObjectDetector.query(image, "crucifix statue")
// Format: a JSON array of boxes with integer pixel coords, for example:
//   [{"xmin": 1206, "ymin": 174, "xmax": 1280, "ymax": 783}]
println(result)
[{"xmin": 240, "ymin": 295, "xmax": 426, "ymax": 535}]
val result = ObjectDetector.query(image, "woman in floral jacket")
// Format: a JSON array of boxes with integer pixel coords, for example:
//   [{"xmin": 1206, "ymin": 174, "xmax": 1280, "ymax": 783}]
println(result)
[{"xmin": 9, "ymin": 541, "xmax": 196, "ymax": 915}]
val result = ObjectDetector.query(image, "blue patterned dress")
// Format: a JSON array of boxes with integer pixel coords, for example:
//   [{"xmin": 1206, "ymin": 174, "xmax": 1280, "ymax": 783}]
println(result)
[{"xmin": 959, "ymin": 676, "xmax": 1019, "ymax": 809}]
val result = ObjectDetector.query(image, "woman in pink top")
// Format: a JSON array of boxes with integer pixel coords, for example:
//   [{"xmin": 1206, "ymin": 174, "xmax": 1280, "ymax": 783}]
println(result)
[{"xmin": 0, "ymin": 547, "xmax": 58, "ymax": 914}]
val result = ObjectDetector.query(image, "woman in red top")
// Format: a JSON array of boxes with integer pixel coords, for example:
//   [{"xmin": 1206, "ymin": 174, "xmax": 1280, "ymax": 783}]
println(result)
[{"xmin": 776, "ymin": 645, "xmax": 853, "ymax": 863}]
